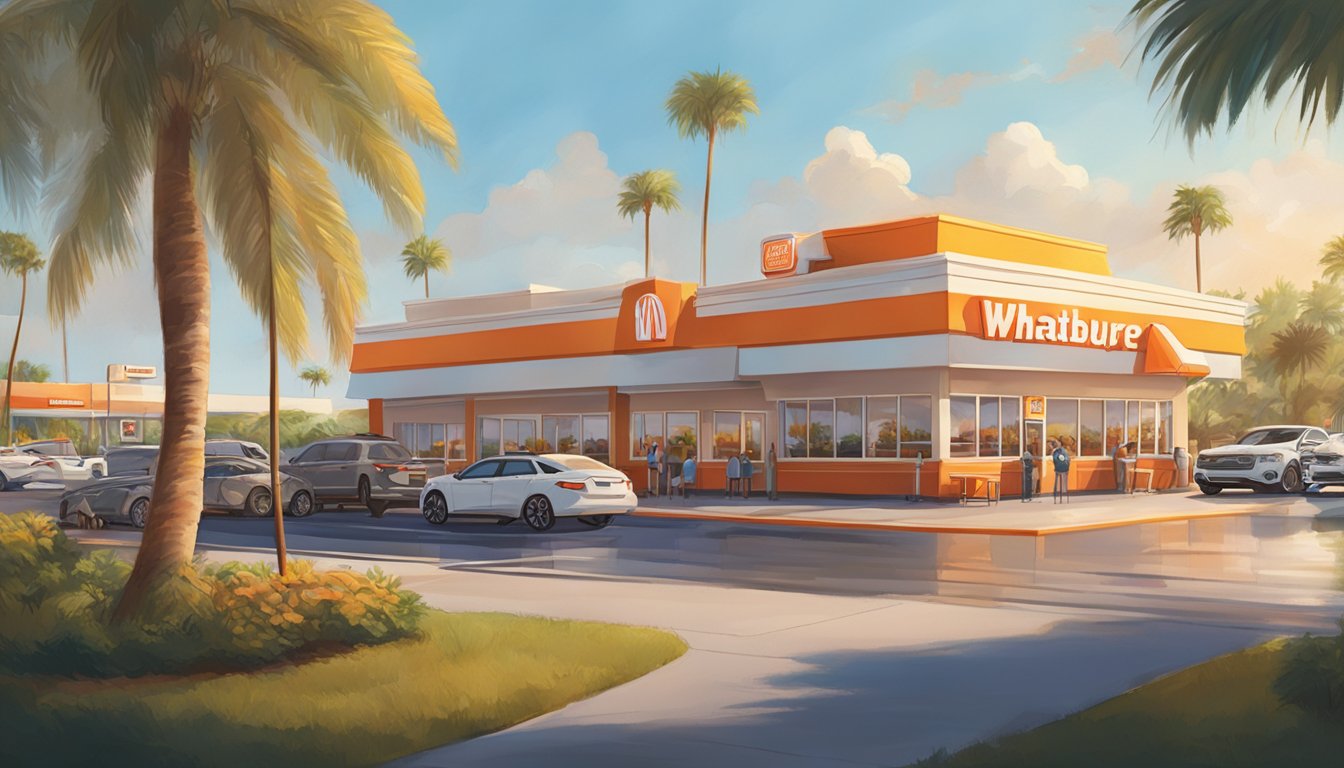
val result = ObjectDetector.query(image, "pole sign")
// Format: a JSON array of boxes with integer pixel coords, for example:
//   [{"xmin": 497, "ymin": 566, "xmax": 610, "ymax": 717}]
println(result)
[
  {"xmin": 760, "ymin": 235, "xmax": 798, "ymax": 277},
  {"xmin": 108, "ymin": 364, "xmax": 157, "ymax": 382}
]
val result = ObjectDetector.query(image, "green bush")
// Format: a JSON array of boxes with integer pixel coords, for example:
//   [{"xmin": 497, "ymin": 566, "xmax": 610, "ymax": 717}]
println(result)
[
  {"xmin": 0, "ymin": 512, "xmax": 424, "ymax": 678},
  {"xmin": 1273, "ymin": 620, "xmax": 1344, "ymax": 715}
]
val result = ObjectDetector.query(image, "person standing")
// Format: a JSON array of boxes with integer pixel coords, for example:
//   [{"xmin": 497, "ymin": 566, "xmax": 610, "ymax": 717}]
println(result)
[
  {"xmin": 739, "ymin": 452, "xmax": 754, "ymax": 499},
  {"xmin": 1113, "ymin": 440, "xmax": 1130, "ymax": 493},
  {"xmin": 765, "ymin": 442, "xmax": 778, "ymax": 501},
  {"xmin": 726, "ymin": 453, "xmax": 741, "ymax": 497},
  {"xmin": 1020, "ymin": 447, "xmax": 1035, "ymax": 502},
  {"xmin": 1050, "ymin": 439, "xmax": 1071, "ymax": 503},
  {"xmin": 659, "ymin": 446, "xmax": 671, "ymax": 498},
  {"xmin": 646, "ymin": 441, "xmax": 661, "ymax": 497},
  {"xmin": 679, "ymin": 449, "xmax": 697, "ymax": 498}
]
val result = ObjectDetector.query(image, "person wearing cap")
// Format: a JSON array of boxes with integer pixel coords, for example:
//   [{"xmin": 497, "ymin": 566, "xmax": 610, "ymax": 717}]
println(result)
[{"xmin": 726, "ymin": 453, "xmax": 741, "ymax": 497}]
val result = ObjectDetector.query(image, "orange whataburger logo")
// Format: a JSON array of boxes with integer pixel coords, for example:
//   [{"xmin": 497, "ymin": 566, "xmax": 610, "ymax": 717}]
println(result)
[
  {"xmin": 1024, "ymin": 396, "xmax": 1046, "ymax": 419},
  {"xmin": 979, "ymin": 299, "xmax": 1145, "ymax": 351},
  {"xmin": 634, "ymin": 293, "xmax": 667, "ymax": 342},
  {"xmin": 761, "ymin": 235, "xmax": 797, "ymax": 275},
  {"xmin": 47, "ymin": 398, "xmax": 86, "ymax": 408}
]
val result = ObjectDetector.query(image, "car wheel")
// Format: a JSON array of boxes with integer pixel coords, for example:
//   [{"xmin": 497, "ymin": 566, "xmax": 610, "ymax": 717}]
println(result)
[
  {"xmin": 128, "ymin": 497, "xmax": 150, "ymax": 528},
  {"xmin": 522, "ymin": 495, "xmax": 556, "ymax": 532},
  {"xmin": 368, "ymin": 500, "xmax": 387, "ymax": 518},
  {"xmin": 578, "ymin": 514, "xmax": 613, "ymax": 529},
  {"xmin": 59, "ymin": 500, "xmax": 69, "ymax": 523},
  {"xmin": 288, "ymin": 490, "xmax": 314, "ymax": 518},
  {"xmin": 422, "ymin": 491, "xmax": 449, "ymax": 525},
  {"xmin": 245, "ymin": 487, "xmax": 274, "ymax": 517},
  {"xmin": 1280, "ymin": 463, "xmax": 1303, "ymax": 493},
  {"xmin": 0, "ymin": 470, "xmax": 8, "ymax": 491},
  {"xmin": 1197, "ymin": 483, "xmax": 1222, "ymax": 496},
  {"xmin": 358, "ymin": 476, "xmax": 372, "ymax": 507}
]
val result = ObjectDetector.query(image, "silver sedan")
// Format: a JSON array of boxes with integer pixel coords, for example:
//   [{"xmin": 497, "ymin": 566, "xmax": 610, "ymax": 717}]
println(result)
[{"xmin": 58, "ymin": 456, "xmax": 316, "ymax": 528}]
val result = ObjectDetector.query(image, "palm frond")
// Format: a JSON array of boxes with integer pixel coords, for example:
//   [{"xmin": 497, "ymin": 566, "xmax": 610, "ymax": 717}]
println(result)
[
  {"xmin": 400, "ymin": 234, "xmax": 449, "ymax": 279},
  {"xmin": 1162, "ymin": 184, "xmax": 1232, "ymax": 240},
  {"xmin": 665, "ymin": 68, "xmax": 758, "ymax": 140},
  {"xmin": 1320, "ymin": 235, "xmax": 1344, "ymax": 282},
  {"xmin": 1130, "ymin": 0, "xmax": 1344, "ymax": 142},
  {"xmin": 617, "ymin": 169, "xmax": 681, "ymax": 220}
]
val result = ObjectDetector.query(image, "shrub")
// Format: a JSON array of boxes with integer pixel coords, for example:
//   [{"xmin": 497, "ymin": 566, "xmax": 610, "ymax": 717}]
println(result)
[
  {"xmin": 1273, "ymin": 620, "xmax": 1344, "ymax": 715},
  {"xmin": 0, "ymin": 512, "xmax": 424, "ymax": 678}
]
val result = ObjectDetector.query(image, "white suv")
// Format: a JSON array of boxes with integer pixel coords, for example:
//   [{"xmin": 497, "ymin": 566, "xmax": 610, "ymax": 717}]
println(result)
[{"xmin": 1194, "ymin": 425, "xmax": 1329, "ymax": 495}]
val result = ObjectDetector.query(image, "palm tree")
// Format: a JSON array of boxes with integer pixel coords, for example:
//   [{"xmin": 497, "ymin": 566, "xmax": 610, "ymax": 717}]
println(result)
[
  {"xmin": 0, "ymin": 359, "xmax": 52, "ymax": 383},
  {"xmin": 1321, "ymin": 236, "xmax": 1344, "ymax": 283},
  {"xmin": 1130, "ymin": 0, "xmax": 1344, "ymax": 141},
  {"xmin": 0, "ymin": 232, "xmax": 44, "ymax": 446},
  {"xmin": 1162, "ymin": 185, "xmax": 1232, "ymax": 293},
  {"xmin": 1269, "ymin": 322, "xmax": 1330, "ymax": 422},
  {"xmin": 0, "ymin": 0, "xmax": 456, "ymax": 619},
  {"xmin": 1300, "ymin": 281, "xmax": 1344, "ymax": 334},
  {"xmin": 299, "ymin": 365, "xmax": 332, "ymax": 397},
  {"xmin": 617, "ymin": 170, "xmax": 681, "ymax": 278},
  {"xmin": 666, "ymin": 69, "xmax": 758, "ymax": 286},
  {"xmin": 401, "ymin": 235, "xmax": 450, "ymax": 299}
]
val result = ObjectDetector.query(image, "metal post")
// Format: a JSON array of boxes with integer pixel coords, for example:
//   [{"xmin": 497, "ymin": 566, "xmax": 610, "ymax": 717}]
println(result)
[
  {"xmin": 105, "ymin": 364, "xmax": 111, "ymax": 451},
  {"xmin": 913, "ymin": 451, "xmax": 923, "ymax": 501}
]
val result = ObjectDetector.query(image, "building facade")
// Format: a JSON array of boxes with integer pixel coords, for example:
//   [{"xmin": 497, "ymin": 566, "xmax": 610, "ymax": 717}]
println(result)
[{"xmin": 348, "ymin": 215, "xmax": 1246, "ymax": 499}]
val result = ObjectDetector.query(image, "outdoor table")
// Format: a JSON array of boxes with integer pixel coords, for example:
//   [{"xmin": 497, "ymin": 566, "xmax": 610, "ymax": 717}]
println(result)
[
  {"xmin": 950, "ymin": 473, "xmax": 1000, "ymax": 506},
  {"xmin": 1129, "ymin": 468, "xmax": 1155, "ymax": 494}
]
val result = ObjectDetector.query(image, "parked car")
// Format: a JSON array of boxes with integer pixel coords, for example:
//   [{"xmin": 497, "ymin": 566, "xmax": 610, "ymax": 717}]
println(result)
[
  {"xmin": 59, "ymin": 455, "xmax": 315, "ymax": 528},
  {"xmin": 284, "ymin": 434, "xmax": 427, "ymax": 517},
  {"xmin": 104, "ymin": 445, "xmax": 161, "ymax": 477},
  {"xmin": 14, "ymin": 438, "xmax": 108, "ymax": 481},
  {"xmin": 418, "ymin": 452, "xmax": 636, "ymax": 531},
  {"xmin": 1302, "ymin": 433, "xmax": 1344, "ymax": 492},
  {"xmin": 205, "ymin": 438, "xmax": 269, "ymax": 461},
  {"xmin": 1194, "ymin": 425, "xmax": 1330, "ymax": 495},
  {"xmin": 0, "ymin": 449, "xmax": 61, "ymax": 490}
]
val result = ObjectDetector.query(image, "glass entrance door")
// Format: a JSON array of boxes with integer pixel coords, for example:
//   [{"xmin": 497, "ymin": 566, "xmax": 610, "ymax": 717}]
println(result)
[{"xmin": 1024, "ymin": 419, "xmax": 1045, "ymax": 459}]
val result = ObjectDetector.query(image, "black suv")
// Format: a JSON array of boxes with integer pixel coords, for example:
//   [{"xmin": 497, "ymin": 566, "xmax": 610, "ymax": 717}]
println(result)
[{"xmin": 284, "ymin": 434, "xmax": 427, "ymax": 517}]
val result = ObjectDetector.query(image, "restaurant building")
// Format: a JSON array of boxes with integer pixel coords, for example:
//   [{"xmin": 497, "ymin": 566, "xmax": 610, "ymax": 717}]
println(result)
[{"xmin": 347, "ymin": 214, "xmax": 1246, "ymax": 499}]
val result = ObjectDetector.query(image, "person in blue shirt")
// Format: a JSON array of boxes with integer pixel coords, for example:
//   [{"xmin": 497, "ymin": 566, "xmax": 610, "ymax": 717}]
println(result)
[
  {"xmin": 725, "ymin": 454, "xmax": 741, "ymax": 497},
  {"xmin": 1050, "ymin": 439, "xmax": 1071, "ymax": 503},
  {"xmin": 678, "ymin": 449, "xmax": 697, "ymax": 498},
  {"xmin": 646, "ymin": 441, "xmax": 661, "ymax": 497},
  {"xmin": 739, "ymin": 452, "xmax": 754, "ymax": 498}
]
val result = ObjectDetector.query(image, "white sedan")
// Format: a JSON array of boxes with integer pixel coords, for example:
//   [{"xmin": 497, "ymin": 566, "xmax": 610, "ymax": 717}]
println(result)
[
  {"xmin": 0, "ymin": 450, "xmax": 62, "ymax": 490},
  {"xmin": 419, "ymin": 453, "xmax": 636, "ymax": 531},
  {"xmin": 14, "ymin": 439, "xmax": 109, "ymax": 482}
]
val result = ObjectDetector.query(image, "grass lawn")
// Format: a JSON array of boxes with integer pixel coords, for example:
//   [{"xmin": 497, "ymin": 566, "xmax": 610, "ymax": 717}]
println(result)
[
  {"xmin": 912, "ymin": 639, "xmax": 1344, "ymax": 768},
  {"xmin": 1, "ymin": 610, "xmax": 687, "ymax": 767}
]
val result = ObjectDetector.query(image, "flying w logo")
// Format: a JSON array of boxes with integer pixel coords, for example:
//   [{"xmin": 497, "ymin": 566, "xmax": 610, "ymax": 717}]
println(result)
[{"xmin": 634, "ymin": 293, "xmax": 667, "ymax": 342}]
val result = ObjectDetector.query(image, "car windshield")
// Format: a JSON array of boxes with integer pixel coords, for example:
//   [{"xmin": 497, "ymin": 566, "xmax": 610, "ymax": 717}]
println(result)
[
  {"xmin": 369, "ymin": 443, "xmax": 413, "ymax": 461},
  {"xmin": 545, "ymin": 455, "xmax": 610, "ymax": 472},
  {"xmin": 1237, "ymin": 428, "xmax": 1305, "ymax": 446}
]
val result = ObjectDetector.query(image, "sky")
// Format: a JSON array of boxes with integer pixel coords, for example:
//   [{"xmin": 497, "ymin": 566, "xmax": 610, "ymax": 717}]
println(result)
[{"xmin": 2, "ymin": 0, "xmax": 1342, "ymax": 405}]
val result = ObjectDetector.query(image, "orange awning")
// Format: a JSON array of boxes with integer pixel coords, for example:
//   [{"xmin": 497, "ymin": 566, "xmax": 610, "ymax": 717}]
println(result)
[{"xmin": 1136, "ymin": 323, "xmax": 1210, "ymax": 377}]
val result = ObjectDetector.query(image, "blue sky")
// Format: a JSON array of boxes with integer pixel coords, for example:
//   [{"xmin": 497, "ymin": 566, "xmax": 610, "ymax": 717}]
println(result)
[{"xmin": 3, "ymin": 0, "xmax": 1341, "ymax": 404}]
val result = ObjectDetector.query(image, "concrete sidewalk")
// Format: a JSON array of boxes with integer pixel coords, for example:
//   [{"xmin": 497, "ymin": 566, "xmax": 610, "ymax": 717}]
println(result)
[{"xmin": 635, "ymin": 489, "xmax": 1300, "ymax": 535}]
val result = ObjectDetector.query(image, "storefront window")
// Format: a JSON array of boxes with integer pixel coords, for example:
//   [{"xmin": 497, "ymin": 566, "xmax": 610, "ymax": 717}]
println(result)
[
  {"xmin": 744, "ymin": 413, "xmax": 764, "ymax": 461},
  {"xmin": 899, "ymin": 395, "xmax": 933, "ymax": 459},
  {"xmin": 581, "ymin": 415, "xmax": 609, "ymax": 464},
  {"xmin": 808, "ymin": 399, "xmax": 834, "ymax": 457},
  {"xmin": 631, "ymin": 413, "xmax": 662, "ymax": 459},
  {"xmin": 1126, "ymin": 401, "xmax": 1140, "ymax": 446},
  {"xmin": 1141, "ymin": 401, "xmax": 1157, "ymax": 455},
  {"xmin": 1080, "ymin": 400, "xmax": 1104, "ymax": 456},
  {"xmin": 949, "ymin": 396, "xmax": 976, "ymax": 458},
  {"xmin": 836, "ymin": 398, "xmax": 863, "ymax": 458},
  {"xmin": 1000, "ymin": 397, "xmax": 1021, "ymax": 456},
  {"xmin": 978, "ymin": 398, "xmax": 999, "ymax": 456},
  {"xmin": 1161, "ymin": 401, "xmax": 1174, "ymax": 454},
  {"xmin": 501, "ymin": 418, "xmax": 536, "ymax": 452},
  {"xmin": 713, "ymin": 411, "xmax": 740, "ymax": 459},
  {"xmin": 477, "ymin": 417, "xmax": 500, "ymax": 458},
  {"xmin": 543, "ymin": 415, "xmax": 580, "ymax": 455},
  {"xmin": 666, "ymin": 412, "xmax": 698, "ymax": 461},
  {"xmin": 1047, "ymin": 398, "xmax": 1079, "ymax": 454},
  {"xmin": 783, "ymin": 401, "xmax": 808, "ymax": 458},
  {"xmin": 867, "ymin": 396, "xmax": 899, "ymax": 458},
  {"xmin": 1105, "ymin": 400, "xmax": 1125, "ymax": 455}
]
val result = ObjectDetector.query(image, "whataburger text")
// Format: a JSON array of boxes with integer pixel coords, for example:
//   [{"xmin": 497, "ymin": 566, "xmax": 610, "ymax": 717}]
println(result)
[{"xmin": 980, "ymin": 299, "xmax": 1144, "ymax": 351}]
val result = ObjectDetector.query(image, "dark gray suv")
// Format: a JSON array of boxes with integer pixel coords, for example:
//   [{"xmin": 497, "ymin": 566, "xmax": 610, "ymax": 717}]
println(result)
[{"xmin": 284, "ymin": 434, "xmax": 427, "ymax": 517}]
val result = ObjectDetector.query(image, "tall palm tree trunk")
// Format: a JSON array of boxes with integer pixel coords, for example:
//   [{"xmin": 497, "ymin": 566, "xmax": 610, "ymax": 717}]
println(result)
[
  {"xmin": 1193, "ymin": 218, "xmax": 1204, "ymax": 293},
  {"xmin": 114, "ymin": 108, "xmax": 212, "ymax": 621},
  {"xmin": 643, "ymin": 204, "xmax": 651, "ymax": 278},
  {"xmin": 269, "ymin": 286, "xmax": 287, "ymax": 576},
  {"xmin": 423, "ymin": 272, "xmax": 429, "ymax": 299},
  {"xmin": 2, "ymin": 273, "xmax": 25, "ymax": 445},
  {"xmin": 699, "ymin": 128, "xmax": 716, "ymax": 286},
  {"xmin": 61, "ymin": 318, "xmax": 69, "ymax": 383}
]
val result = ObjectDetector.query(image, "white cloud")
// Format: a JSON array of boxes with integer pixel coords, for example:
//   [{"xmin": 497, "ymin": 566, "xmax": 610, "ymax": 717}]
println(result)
[{"xmin": 1053, "ymin": 29, "xmax": 1126, "ymax": 83}]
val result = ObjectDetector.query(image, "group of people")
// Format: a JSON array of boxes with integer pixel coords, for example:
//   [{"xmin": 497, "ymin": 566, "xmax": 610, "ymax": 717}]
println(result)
[
  {"xmin": 1019, "ymin": 439, "xmax": 1147, "ymax": 503},
  {"xmin": 641, "ymin": 440, "xmax": 780, "ymax": 500}
]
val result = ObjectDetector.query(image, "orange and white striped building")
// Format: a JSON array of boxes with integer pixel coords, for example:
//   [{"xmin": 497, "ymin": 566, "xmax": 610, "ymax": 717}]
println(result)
[{"xmin": 348, "ymin": 215, "xmax": 1247, "ymax": 499}]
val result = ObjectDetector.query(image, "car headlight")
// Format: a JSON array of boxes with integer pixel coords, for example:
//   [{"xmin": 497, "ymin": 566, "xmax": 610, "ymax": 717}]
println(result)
[
  {"xmin": 1257, "ymin": 453, "xmax": 1284, "ymax": 464},
  {"xmin": 1301, "ymin": 452, "xmax": 1317, "ymax": 464}
]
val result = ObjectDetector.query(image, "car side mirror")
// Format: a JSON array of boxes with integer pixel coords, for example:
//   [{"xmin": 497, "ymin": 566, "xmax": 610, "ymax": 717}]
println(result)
[{"xmin": 452, "ymin": 472, "xmax": 462, "ymax": 480}]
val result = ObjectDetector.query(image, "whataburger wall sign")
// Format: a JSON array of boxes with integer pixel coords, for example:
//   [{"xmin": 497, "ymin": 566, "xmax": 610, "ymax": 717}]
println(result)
[{"xmin": 978, "ymin": 298, "xmax": 1146, "ymax": 351}]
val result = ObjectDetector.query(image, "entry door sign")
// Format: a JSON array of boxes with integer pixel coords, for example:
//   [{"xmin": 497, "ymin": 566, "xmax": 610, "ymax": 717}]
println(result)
[
  {"xmin": 634, "ymin": 293, "xmax": 668, "ymax": 342},
  {"xmin": 1024, "ymin": 396, "xmax": 1046, "ymax": 420}
]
